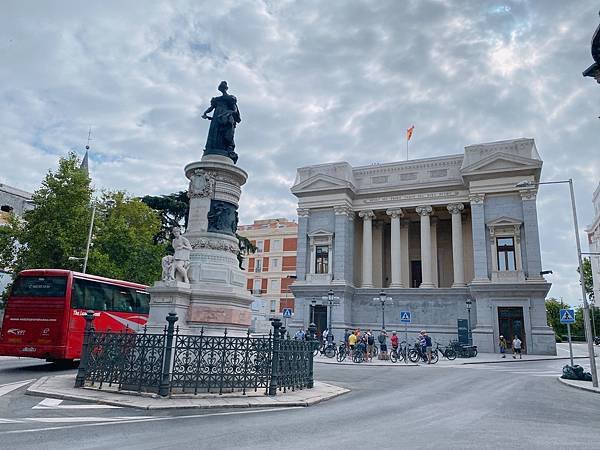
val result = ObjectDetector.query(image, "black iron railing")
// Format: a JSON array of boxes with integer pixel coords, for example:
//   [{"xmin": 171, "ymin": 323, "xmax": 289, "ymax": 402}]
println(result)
[{"xmin": 75, "ymin": 312, "xmax": 315, "ymax": 396}]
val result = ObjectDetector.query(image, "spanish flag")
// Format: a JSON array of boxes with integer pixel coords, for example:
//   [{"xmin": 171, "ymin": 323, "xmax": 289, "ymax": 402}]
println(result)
[{"xmin": 406, "ymin": 125, "xmax": 415, "ymax": 141}]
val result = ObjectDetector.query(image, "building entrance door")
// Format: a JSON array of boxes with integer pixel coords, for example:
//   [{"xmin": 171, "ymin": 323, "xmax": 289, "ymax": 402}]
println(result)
[
  {"xmin": 311, "ymin": 305, "xmax": 328, "ymax": 339},
  {"xmin": 498, "ymin": 307, "xmax": 526, "ymax": 354},
  {"xmin": 411, "ymin": 261, "xmax": 422, "ymax": 288}
]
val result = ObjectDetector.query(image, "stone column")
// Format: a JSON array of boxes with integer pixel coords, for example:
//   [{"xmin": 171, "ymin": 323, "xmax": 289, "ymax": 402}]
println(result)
[
  {"xmin": 520, "ymin": 189, "xmax": 543, "ymax": 280},
  {"xmin": 386, "ymin": 209, "xmax": 403, "ymax": 287},
  {"xmin": 416, "ymin": 206, "xmax": 434, "ymax": 288},
  {"xmin": 296, "ymin": 209, "xmax": 310, "ymax": 281},
  {"xmin": 447, "ymin": 203, "xmax": 466, "ymax": 287},
  {"xmin": 470, "ymin": 193, "xmax": 489, "ymax": 282},
  {"xmin": 359, "ymin": 210, "xmax": 375, "ymax": 288}
]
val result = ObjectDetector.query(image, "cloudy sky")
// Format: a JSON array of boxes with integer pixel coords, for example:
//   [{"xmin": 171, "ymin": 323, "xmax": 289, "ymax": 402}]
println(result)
[{"xmin": 1, "ymin": 0, "xmax": 599, "ymax": 303}]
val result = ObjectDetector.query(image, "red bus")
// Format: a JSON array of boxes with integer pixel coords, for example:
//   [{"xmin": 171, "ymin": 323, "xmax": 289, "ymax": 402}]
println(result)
[{"xmin": 0, "ymin": 269, "xmax": 149, "ymax": 362}]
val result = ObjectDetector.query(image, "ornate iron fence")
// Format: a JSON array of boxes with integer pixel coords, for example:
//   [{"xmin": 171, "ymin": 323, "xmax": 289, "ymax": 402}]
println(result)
[{"xmin": 75, "ymin": 312, "xmax": 315, "ymax": 396}]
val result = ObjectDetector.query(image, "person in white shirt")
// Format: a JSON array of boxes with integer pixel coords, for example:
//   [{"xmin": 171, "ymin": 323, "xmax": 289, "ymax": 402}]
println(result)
[{"xmin": 512, "ymin": 336, "xmax": 522, "ymax": 359}]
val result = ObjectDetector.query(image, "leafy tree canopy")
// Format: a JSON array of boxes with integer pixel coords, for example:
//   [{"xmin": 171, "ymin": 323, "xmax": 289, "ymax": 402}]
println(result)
[{"xmin": 0, "ymin": 152, "xmax": 166, "ymax": 287}]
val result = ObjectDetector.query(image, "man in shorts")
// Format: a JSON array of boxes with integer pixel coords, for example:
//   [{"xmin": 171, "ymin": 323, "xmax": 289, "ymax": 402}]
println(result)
[
  {"xmin": 366, "ymin": 330, "xmax": 375, "ymax": 361},
  {"xmin": 348, "ymin": 330, "xmax": 357, "ymax": 355},
  {"xmin": 512, "ymin": 335, "xmax": 522, "ymax": 359},
  {"xmin": 423, "ymin": 330, "xmax": 433, "ymax": 364},
  {"xmin": 378, "ymin": 330, "xmax": 388, "ymax": 360}
]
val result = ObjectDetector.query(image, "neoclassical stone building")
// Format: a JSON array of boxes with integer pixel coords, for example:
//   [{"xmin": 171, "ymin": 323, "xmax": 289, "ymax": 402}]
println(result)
[{"xmin": 289, "ymin": 138, "xmax": 556, "ymax": 354}]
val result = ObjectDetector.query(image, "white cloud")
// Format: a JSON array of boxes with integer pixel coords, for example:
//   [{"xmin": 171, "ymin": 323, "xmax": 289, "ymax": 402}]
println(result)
[{"xmin": 0, "ymin": 0, "xmax": 599, "ymax": 304}]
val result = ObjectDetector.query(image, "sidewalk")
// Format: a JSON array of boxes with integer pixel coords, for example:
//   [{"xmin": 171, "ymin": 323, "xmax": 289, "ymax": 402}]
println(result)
[
  {"xmin": 25, "ymin": 374, "xmax": 349, "ymax": 410},
  {"xmin": 314, "ymin": 348, "xmax": 591, "ymax": 367},
  {"xmin": 557, "ymin": 377, "xmax": 600, "ymax": 394}
]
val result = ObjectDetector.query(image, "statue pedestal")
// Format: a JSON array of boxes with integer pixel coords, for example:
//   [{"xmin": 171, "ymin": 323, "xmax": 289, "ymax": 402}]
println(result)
[{"xmin": 147, "ymin": 154, "xmax": 252, "ymax": 336}]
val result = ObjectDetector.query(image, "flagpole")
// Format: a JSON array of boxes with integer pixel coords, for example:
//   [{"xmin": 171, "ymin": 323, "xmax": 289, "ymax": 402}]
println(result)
[{"xmin": 406, "ymin": 138, "xmax": 409, "ymax": 161}]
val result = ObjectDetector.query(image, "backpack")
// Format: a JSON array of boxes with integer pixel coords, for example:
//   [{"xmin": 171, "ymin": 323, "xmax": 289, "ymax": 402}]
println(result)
[
  {"xmin": 424, "ymin": 335, "xmax": 432, "ymax": 346},
  {"xmin": 368, "ymin": 334, "xmax": 375, "ymax": 345}
]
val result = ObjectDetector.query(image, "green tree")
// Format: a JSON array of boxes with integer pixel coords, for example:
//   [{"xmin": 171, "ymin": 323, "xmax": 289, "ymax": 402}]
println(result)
[
  {"xmin": 87, "ymin": 192, "xmax": 167, "ymax": 285},
  {"xmin": 140, "ymin": 191, "xmax": 188, "ymax": 243},
  {"xmin": 580, "ymin": 257, "xmax": 594, "ymax": 300},
  {"xmin": 12, "ymin": 152, "xmax": 93, "ymax": 274},
  {"xmin": 546, "ymin": 297, "xmax": 567, "ymax": 339}
]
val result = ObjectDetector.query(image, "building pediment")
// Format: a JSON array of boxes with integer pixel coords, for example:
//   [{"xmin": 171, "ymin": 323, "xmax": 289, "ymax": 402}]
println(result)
[
  {"xmin": 307, "ymin": 228, "xmax": 334, "ymax": 238},
  {"xmin": 487, "ymin": 216, "xmax": 522, "ymax": 227},
  {"xmin": 461, "ymin": 152, "xmax": 542, "ymax": 175},
  {"xmin": 291, "ymin": 173, "xmax": 355, "ymax": 195}
]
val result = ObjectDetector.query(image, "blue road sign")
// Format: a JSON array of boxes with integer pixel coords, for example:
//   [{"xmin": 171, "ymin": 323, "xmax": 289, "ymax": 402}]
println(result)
[
  {"xmin": 560, "ymin": 308, "xmax": 575, "ymax": 324},
  {"xmin": 282, "ymin": 308, "xmax": 293, "ymax": 318},
  {"xmin": 400, "ymin": 311, "xmax": 411, "ymax": 324}
]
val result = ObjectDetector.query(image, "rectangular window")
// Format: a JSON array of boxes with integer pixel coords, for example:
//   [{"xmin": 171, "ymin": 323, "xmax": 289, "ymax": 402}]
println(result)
[
  {"xmin": 269, "ymin": 278, "xmax": 280, "ymax": 293},
  {"xmin": 253, "ymin": 278, "xmax": 261, "ymax": 295},
  {"xmin": 255, "ymin": 258, "xmax": 262, "ymax": 273},
  {"xmin": 70, "ymin": 278, "xmax": 149, "ymax": 313},
  {"xmin": 11, "ymin": 276, "xmax": 67, "ymax": 298},
  {"xmin": 256, "ymin": 240, "xmax": 264, "ymax": 253},
  {"xmin": 271, "ymin": 239, "xmax": 282, "ymax": 251},
  {"xmin": 270, "ymin": 299, "xmax": 277, "ymax": 313},
  {"xmin": 315, "ymin": 245, "xmax": 329, "ymax": 274},
  {"xmin": 271, "ymin": 257, "xmax": 280, "ymax": 270},
  {"xmin": 497, "ymin": 237, "xmax": 516, "ymax": 271}
]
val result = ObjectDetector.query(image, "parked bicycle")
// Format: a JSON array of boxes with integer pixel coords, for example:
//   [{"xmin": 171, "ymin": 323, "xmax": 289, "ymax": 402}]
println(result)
[
  {"xmin": 336, "ymin": 343, "xmax": 347, "ymax": 362},
  {"xmin": 408, "ymin": 341, "xmax": 439, "ymax": 364},
  {"xmin": 434, "ymin": 341, "xmax": 457, "ymax": 360},
  {"xmin": 389, "ymin": 341, "xmax": 408, "ymax": 363}
]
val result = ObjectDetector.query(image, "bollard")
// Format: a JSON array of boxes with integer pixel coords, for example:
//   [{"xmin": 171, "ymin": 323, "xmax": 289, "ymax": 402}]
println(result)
[
  {"xmin": 158, "ymin": 312, "xmax": 178, "ymax": 397},
  {"xmin": 75, "ymin": 310, "xmax": 96, "ymax": 388},
  {"xmin": 268, "ymin": 318, "xmax": 282, "ymax": 396}
]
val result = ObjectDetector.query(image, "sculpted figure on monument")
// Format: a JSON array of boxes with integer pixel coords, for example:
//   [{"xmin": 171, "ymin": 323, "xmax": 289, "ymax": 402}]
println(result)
[
  {"xmin": 207, "ymin": 200, "xmax": 238, "ymax": 236},
  {"xmin": 161, "ymin": 227, "xmax": 193, "ymax": 283},
  {"xmin": 202, "ymin": 81, "xmax": 241, "ymax": 164}
]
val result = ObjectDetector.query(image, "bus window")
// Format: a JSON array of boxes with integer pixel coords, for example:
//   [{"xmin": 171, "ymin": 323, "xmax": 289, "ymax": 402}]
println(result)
[
  {"xmin": 113, "ymin": 289, "xmax": 135, "ymax": 313},
  {"xmin": 11, "ymin": 276, "xmax": 67, "ymax": 297},
  {"xmin": 135, "ymin": 291, "xmax": 150, "ymax": 314}
]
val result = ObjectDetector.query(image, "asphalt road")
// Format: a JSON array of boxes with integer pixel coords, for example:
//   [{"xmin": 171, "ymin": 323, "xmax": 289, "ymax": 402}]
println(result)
[{"xmin": 0, "ymin": 352, "xmax": 598, "ymax": 450}]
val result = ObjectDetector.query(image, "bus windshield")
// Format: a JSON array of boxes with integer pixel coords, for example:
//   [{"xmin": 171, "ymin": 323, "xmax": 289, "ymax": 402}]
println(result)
[{"xmin": 10, "ymin": 276, "xmax": 68, "ymax": 298}]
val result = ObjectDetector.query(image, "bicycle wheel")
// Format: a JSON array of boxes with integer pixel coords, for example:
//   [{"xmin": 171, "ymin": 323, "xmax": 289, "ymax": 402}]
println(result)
[
  {"xmin": 325, "ymin": 345, "xmax": 336, "ymax": 359},
  {"xmin": 408, "ymin": 349, "xmax": 420, "ymax": 363},
  {"xmin": 431, "ymin": 350, "xmax": 439, "ymax": 364},
  {"xmin": 372, "ymin": 346, "xmax": 379, "ymax": 358},
  {"xmin": 390, "ymin": 350, "xmax": 398, "ymax": 363},
  {"xmin": 446, "ymin": 348, "xmax": 457, "ymax": 360},
  {"xmin": 336, "ymin": 349, "xmax": 346, "ymax": 362},
  {"xmin": 353, "ymin": 351, "xmax": 364, "ymax": 363}
]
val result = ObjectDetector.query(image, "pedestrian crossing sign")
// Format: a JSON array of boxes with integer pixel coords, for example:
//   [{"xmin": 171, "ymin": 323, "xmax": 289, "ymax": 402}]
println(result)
[
  {"xmin": 559, "ymin": 308, "xmax": 575, "ymax": 324},
  {"xmin": 400, "ymin": 311, "xmax": 411, "ymax": 323},
  {"xmin": 282, "ymin": 308, "xmax": 293, "ymax": 318}
]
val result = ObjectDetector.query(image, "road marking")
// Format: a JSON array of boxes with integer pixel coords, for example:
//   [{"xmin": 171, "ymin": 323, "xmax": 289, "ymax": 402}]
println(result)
[
  {"xmin": 33, "ymin": 398, "xmax": 121, "ymax": 409},
  {"xmin": 25, "ymin": 416, "xmax": 154, "ymax": 423},
  {"xmin": 0, "ymin": 419, "xmax": 21, "ymax": 424},
  {"xmin": 0, "ymin": 406, "xmax": 302, "ymax": 434},
  {"xmin": 0, "ymin": 379, "xmax": 35, "ymax": 397}
]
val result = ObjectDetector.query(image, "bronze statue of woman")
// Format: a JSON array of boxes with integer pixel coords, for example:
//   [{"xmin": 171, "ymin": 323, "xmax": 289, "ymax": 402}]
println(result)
[{"xmin": 202, "ymin": 81, "xmax": 241, "ymax": 163}]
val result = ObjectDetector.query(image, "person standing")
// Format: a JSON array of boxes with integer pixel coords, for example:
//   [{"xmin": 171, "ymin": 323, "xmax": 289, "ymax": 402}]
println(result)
[
  {"xmin": 366, "ymin": 330, "xmax": 375, "ymax": 361},
  {"xmin": 499, "ymin": 335, "xmax": 508, "ymax": 358},
  {"xmin": 423, "ymin": 330, "xmax": 433, "ymax": 364},
  {"xmin": 344, "ymin": 329, "xmax": 351, "ymax": 350},
  {"xmin": 378, "ymin": 330, "xmax": 388, "ymax": 360},
  {"xmin": 512, "ymin": 335, "xmax": 522, "ymax": 359},
  {"xmin": 390, "ymin": 331, "xmax": 399, "ymax": 356},
  {"xmin": 348, "ymin": 330, "xmax": 357, "ymax": 355}
]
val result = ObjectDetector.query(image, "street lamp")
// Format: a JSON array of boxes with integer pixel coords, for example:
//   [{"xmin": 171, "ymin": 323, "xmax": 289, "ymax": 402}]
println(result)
[
  {"xmin": 465, "ymin": 298, "xmax": 472, "ymax": 345},
  {"xmin": 516, "ymin": 179, "xmax": 598, "ymax": 387},
  {"xmin": 321, "ymin": 289, "xmax": 340, "ymax": 343},
  {"xmin": 310, "ymin": 298, "xmax": 317, "ymax": 324},
  {"xmin": 373, "ymin": 290, "xmax": 392, "ymax": 331}
]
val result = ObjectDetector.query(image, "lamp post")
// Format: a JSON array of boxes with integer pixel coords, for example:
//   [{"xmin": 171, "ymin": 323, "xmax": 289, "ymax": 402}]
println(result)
[
  {"xmin": 321, "ymin": 289, "xmax": 340, "ymax": 343},
  {"xmin": 373, "ymin": 290, "xmax": 392, "ymax": 331},
  {"xmin": 516, "ymin": 179, "xmax": 598, "ymax": 387},
  {"xmin": 465, "ymin": 299, "xmax": 472, "ymax": 345},
  {"xmin": 310, "ymin": 299, "xmax": 317, "ymax": 325}
]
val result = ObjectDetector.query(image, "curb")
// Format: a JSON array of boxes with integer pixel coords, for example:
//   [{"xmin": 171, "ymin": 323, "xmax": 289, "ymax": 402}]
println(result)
[
  {"xmin": 557, "ymin": 377, "xmax": 600, "ymax": 394},
  {"xmin": 460, "ymin": 356, "xmax": 589, "ymax": 365},
  {"xmin": 315, "ymin": 359, "xmax": 419, "ymax": 367},
  {"xmin": 25, "ymin": 376, "xmax": 350, "ymax": 410}
]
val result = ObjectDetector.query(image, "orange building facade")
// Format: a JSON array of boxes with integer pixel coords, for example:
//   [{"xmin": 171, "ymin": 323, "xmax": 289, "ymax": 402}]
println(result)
[{"xmin": 238, "ymin": 218, "xmax": 298, "ymax": 320}]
